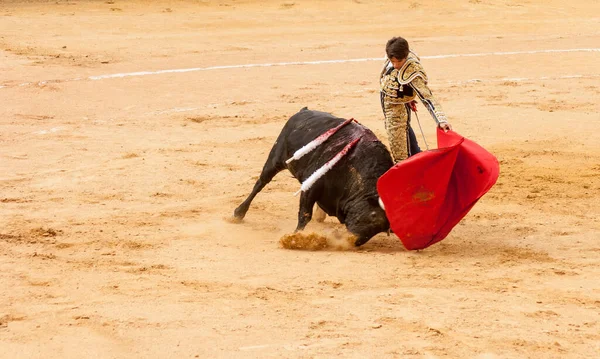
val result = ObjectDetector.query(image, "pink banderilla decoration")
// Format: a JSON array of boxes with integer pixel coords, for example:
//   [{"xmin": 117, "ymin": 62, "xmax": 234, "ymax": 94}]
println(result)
[
  {"xmin": 285, "ymin": 118, "xmax": 354, "ymax": 164},
  {"xmin": 294, "ymin": 137, "xmax": 361, "ymax": 196}
]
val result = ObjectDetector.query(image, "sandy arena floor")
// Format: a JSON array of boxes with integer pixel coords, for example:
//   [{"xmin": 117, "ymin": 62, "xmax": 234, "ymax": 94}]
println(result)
[{"xmin": 1, "ymin": 0, "xmax": 599, "ymax": 357}]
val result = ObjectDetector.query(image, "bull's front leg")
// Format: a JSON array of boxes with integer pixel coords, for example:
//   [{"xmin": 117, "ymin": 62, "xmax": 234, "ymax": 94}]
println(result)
[
  {"xmin": 354, "ymin": 236, "xmax": 371, "ymax": 247},
  {"xmin": 295, "ymin": 190, "xmax": 317, "ymax": 232}
]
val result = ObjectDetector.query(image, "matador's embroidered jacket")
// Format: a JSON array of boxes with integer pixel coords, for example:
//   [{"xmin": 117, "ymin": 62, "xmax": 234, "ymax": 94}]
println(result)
[{"xmin": 380, "ymin": 51, "xmax": 448, "ymax": 125}]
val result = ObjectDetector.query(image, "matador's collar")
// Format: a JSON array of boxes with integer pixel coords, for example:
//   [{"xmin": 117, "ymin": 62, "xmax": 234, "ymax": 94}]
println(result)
[{"xmin": 397, "ymin": 51, "xmax": 428, "ymax": 85}]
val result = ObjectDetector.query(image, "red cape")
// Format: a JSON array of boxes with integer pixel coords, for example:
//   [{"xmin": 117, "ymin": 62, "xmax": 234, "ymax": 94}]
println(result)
[{"xmin": 377, "ymin": 129, "xmax": 500, "ymax": 250}]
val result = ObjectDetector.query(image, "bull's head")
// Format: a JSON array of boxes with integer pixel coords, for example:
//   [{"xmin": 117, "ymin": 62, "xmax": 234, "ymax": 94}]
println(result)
[{"xmin": 345, "ymin": 196, "xmax": 389, "ymax": 246}]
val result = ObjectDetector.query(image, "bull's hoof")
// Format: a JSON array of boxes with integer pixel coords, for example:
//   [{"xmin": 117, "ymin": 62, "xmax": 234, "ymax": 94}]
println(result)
[
  {"xmin": 233, "ymin": 206, "xmax": 247, "ymax": 220},
  {"xmin": 354, "ymin": 237, "xmax": 371, "ymax": 247},
  {"xmin": 226, "ymin": 215, "xmax": 244, "ymax": 224}
]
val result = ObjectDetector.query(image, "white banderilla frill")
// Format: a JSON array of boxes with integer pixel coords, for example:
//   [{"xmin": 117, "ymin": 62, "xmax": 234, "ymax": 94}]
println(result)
[
  {"xmin": 285, "ymin": 118, "xmax": 354, "ymax": 164},
  {"xmin": 294, "ymin": 137, "xmax": 361, "ymax": 196}
]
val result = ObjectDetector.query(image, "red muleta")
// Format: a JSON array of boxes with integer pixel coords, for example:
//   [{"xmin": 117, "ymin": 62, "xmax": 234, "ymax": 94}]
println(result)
[{"xmin": 377, "ymin": 129, "xmax": 500, "ymax": 250}]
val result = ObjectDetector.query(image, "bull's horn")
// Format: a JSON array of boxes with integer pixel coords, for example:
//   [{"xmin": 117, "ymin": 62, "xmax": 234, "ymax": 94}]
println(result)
[{"xmin": 378, "ymin": 197, "xmax": 385, "ymax": 211}]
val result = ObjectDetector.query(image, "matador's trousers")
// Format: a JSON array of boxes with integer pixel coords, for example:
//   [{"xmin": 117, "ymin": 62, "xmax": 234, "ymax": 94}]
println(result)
[{"xmin": 381, "ymin": 96, "xmax": 421, "ymax": 163}]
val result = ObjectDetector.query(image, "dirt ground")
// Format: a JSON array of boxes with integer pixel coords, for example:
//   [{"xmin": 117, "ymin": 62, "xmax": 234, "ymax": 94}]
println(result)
[{"xmin": 1, "ymin": 0, "xmax": 599, "ymax": 358}]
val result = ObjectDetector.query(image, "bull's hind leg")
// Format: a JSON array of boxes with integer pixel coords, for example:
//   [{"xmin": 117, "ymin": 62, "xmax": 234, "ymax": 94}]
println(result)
[{"xmin": 233, "ymin": 156, "xmax": 285, "ymax": 220}]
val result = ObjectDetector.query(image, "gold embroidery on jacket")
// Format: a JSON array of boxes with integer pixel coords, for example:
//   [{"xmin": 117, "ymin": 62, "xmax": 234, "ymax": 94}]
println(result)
[
  {"xmin": 397, "ymin": 52, "xmax": 428, "ymax": 85},
  {"xmin": 379, "ymin": 51, "xmax": 447, "ymax": 123}
]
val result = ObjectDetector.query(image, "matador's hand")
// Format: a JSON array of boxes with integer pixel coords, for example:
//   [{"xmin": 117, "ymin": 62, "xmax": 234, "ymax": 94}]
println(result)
[
  {"xmin": 438, "ymin": 121, "xmax": 452, "ymax": 132},
  {"xmin": 408, "ymin": 100, "xmax": 418, "ymax": 112}
]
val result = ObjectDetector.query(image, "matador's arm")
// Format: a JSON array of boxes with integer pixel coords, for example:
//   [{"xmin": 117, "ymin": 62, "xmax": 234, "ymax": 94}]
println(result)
[{"xmin": 409, "ymin": 76, "xmax": 449, "ymax": 126}]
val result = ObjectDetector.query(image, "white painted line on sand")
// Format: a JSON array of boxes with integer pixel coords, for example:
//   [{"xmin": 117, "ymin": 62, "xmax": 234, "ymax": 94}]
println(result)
[
  {"xmin": 155, "ymin": 107, "xmax": 199, "ymax": 115},
  {"xmin": 87, "ymin": 48, "xmax": 600, "ymax": 81},
  {"xmin": 326, "ymin": 74, "xmax": 600, "ymax": 95},
  {"xmin": 239, "ymin": 344, "xmax": 273, "ymax": 351},
  {"xmin": 87, "ymin": 58, "xmax": 383, "ymax": 80},
  {"xmin": 34, "ymin": 127, "xmax": 62, "ymax": 135},
  {"xmin": 1, "ymin": 48, "xmax": 598, "ymax": 89},
  {"xmin": 424, "ymin": 48, "xmax": 600, "ymax": 59},
  {"xmin": 441, "ymin": 73, "xmax": 600, "ymax": 86},
  {"xmin": 148, "ymin": 73, "xmax": 598, "ymax": 117}
]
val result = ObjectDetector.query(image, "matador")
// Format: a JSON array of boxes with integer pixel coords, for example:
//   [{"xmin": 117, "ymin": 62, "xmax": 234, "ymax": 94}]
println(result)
[{"xmin": 380, "ymin": 37, "xmax": 452, "ymax": 163}]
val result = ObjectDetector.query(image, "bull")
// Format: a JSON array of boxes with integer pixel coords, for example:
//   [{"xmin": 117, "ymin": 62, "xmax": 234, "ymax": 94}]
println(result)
[{"xmin": 233, "ymin": 107, "xmax": 393, "ymax": 246}]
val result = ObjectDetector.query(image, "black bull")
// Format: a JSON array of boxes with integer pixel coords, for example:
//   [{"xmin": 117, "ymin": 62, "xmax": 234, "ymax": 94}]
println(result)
[{"xmin": 233, "ymin": 107, "xmax": 394, "ymax": 246}]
